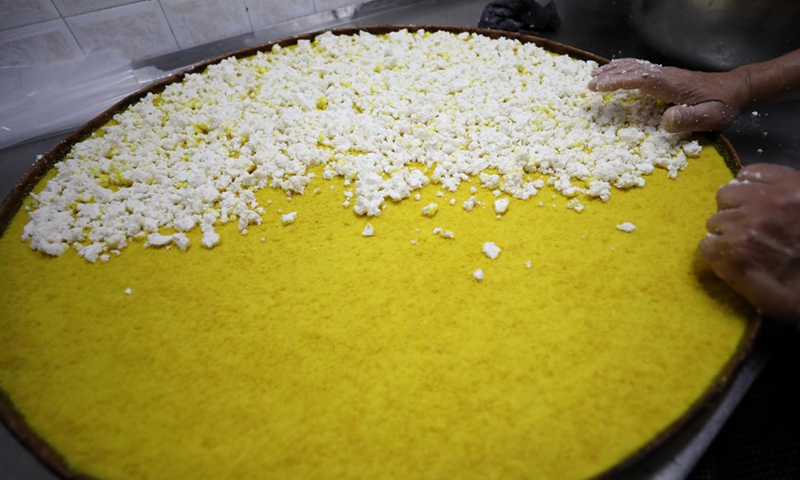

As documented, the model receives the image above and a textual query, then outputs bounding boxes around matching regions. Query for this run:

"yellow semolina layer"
[0,144,752,480]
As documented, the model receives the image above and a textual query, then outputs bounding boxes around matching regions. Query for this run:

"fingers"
[697,233,744,287]
[707,180,768,232]
[736,163,798,184]
[588,58,662,92]
[705,208,740,234]
[699,165,800,325]
[715,181,766,210]
[661,101,735,133]
[700,234,800,322]
[590,60,746,134]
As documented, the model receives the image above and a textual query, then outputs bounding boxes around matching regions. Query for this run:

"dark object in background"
[478,0,560,34]
[631,0,800,71]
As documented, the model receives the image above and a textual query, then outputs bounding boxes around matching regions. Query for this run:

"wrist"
[729,49,800,107]
[722,66,755,112]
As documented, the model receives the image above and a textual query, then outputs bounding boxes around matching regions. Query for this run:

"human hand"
[588,58,750,133]
[698,164,800,326]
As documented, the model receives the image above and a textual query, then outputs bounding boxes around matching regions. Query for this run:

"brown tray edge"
[591,316,762,480]
[590,130,755,479]
[0,389,96,480]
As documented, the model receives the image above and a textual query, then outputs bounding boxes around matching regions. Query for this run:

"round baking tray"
[0,25,760,480]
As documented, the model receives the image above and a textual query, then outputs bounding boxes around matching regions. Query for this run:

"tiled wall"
[0,0,363,67]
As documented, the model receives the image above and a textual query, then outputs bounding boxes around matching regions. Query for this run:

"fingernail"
[663,109,682,132]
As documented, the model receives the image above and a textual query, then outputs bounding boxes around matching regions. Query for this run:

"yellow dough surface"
[0,144,751,480]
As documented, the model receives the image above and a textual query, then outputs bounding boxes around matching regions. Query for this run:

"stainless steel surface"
[631,0,800,71]
[1,0,796,479]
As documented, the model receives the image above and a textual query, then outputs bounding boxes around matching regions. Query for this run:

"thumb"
[662,101,736,133]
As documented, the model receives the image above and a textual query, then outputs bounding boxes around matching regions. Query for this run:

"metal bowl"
[631,0,800,71]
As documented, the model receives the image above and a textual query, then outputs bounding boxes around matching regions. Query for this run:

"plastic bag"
[0,51,168,150]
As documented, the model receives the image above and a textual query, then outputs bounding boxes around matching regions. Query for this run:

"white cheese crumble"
[566,198,585,212]
[21,29,696,262]
[125,288,132,295]
[616,222,636,232]
[682,140,702,157]
[482,241,501,259]
[362,223,375,237]
[281,212,298,225]
[473,268,485,281]
[463,196,481,212]
[432,227,455,239]
[494,198,509,215]
[145,232,189,251]
[421,203,439,217]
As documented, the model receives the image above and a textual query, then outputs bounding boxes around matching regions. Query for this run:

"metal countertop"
[1,0,794,478]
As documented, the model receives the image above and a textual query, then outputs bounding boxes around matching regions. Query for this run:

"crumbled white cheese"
[682,140,702,157]
[494,198,509,215]
[566,198,584,212]
[616,222,636,232]
[481,173,501,190]
[202,228,220,248]
[433,227,455,239]
[21,29,696,261]
[421,203,439,217]
[524,260,532,269]
[281,212,298,225]
[463,196,481,212]
[125,288,132,295]
[473,268,485,281]
[362,223,375,237]
[482,241,501,259]
[173,233,190,251]
[145,233,174,248]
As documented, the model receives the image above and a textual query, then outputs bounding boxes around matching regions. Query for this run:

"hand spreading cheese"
[588,49,800,133]
[590,49,800,325]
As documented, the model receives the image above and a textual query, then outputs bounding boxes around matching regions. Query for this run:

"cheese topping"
[21,30,698,262]
[482,241,501,259]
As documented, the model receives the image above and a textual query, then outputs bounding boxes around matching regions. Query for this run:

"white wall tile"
[65,1,178,62]
[160,0,252,49]
[51,0,142,18]
[314,0,358,13]
[0,0,59,31]
[245,0,315,31]
[0,19,83,66]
